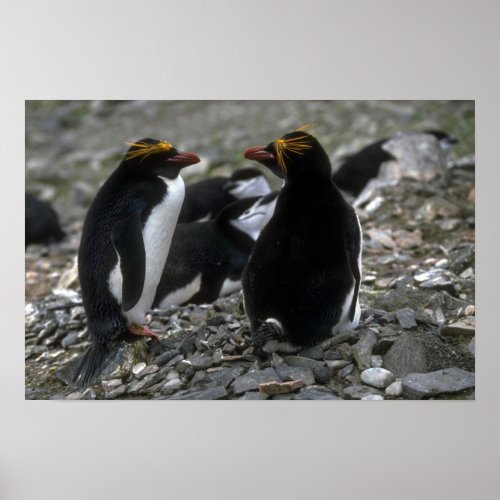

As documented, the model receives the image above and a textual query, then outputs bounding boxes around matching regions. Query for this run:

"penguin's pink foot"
[128,323,160,339]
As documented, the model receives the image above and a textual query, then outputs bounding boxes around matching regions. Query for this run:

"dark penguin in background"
[74,138,200,387]
[178,167,272,223]
[331,130,458,197]
[25,194,66,246]
[153,191,278,309]
[242,128,362,353]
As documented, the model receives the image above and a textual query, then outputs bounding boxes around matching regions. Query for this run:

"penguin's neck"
[215,218,255,252]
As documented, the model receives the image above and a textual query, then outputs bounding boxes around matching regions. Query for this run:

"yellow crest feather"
[274,125,314,172]
[124,140,173,161]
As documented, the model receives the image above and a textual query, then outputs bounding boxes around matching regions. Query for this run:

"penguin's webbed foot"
[128,323,161,339]
[252,319,284,347]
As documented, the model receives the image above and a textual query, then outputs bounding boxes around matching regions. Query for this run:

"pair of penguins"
[74,130,362,387]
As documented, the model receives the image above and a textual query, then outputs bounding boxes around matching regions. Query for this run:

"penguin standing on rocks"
[178,167,271,223]
[73,138,200,387]
[153,191,278,309]
[242,128,362,353]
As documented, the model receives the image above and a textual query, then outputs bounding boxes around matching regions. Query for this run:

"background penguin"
[153,191,278,309]
[73,138,200,387]
[177,167,272,223]
[25,194,66,246]
[331,130,458,198]
[242,128,362,353]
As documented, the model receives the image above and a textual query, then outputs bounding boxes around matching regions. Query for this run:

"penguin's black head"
[424,130,458,144]
[123,138,200,178]
[243,128,331,180]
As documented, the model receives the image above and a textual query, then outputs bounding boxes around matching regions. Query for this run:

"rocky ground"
[25,100,475,400]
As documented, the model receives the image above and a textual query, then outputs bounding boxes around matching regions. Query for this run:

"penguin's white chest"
[109,175,185,324]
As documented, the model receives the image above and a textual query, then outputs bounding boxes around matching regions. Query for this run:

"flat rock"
[383,333,427,377]
[395,308,417,329]
[352,330,377,370]
[441,320,475,337]
[168,386,227,400]
[298,345,324,360]
[361,394,384,401]
[360,367,395,389]
[292,387,341,400]
[259,380,304,395]
[402,367,475,399]
[343,385,382,400]
[284,356,325,370]
[276,365,315,386]
[230,368,280,394]
[206,367,246,388]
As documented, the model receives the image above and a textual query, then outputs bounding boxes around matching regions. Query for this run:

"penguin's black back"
[331,139,394,196]
[154,198,258,307]
[243,177,360,346]
[178,176,234,223]
[78,167,167,343]
[25,194,66,246]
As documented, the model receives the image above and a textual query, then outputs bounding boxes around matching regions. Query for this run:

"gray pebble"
[230,368,279,394]
[104,385,127,400]
[352,330,377,370]
[338,363,354,378]
[361,367,395,389]
[395,308,417,329]
[61,332,80,348]
[168,386,227,400]
[276,366,315,386]
[385,380,403,397]
[132,362,146,376]
[163,379,182,394]
[343,385,383,400]
[292,387,341,400]
[284,356,325,370]
[313,366,331,385]
[102,379,122,393]
[298,345,324,360]
[361,394,384,401]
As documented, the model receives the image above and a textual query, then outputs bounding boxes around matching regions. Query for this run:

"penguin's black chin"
[166,151,201,168]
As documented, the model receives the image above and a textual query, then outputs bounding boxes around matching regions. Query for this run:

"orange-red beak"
[244,146,275,162]
[166,151,201,168]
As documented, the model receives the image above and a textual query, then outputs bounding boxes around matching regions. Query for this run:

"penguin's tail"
[71,341,117,389]
[252,318,284,347]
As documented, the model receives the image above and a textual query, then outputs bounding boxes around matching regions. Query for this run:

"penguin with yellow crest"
[242,127,362,352]
[74,138,200,387]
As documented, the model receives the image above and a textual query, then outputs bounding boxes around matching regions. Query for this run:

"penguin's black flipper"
[347,223,362,322]
[71,341,118,388]
[111,208,146,312]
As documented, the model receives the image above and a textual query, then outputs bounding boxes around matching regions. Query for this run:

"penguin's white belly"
[332,212,363,335]
[156,273,202,309]
[220,278,241,296]
[109,175,185,324]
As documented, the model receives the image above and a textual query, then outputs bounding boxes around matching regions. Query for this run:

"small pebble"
[360,368,395,389]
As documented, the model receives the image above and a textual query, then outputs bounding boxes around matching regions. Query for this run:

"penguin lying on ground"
[153,191,278,309]
[25,194,66,246]
[331,130,458,198]
[73,138,200,387]
[178,167,272,223]
[242,127,362,353]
